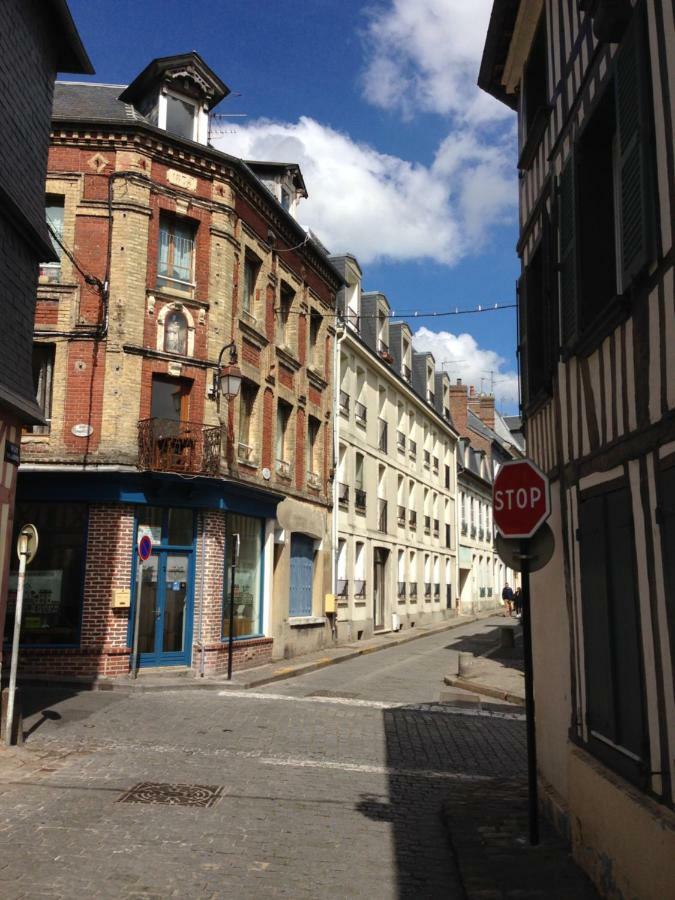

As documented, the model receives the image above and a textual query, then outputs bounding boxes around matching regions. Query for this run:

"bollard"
[458,651,474,676]
[1,686,24,745]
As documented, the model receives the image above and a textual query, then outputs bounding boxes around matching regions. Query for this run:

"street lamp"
[212,341,242,407]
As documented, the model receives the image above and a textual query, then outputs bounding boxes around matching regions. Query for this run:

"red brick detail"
[278,365,293,390]
[73,214,108,323]
[265,283,275,341]
[242,339,260,367]
[308,386,321,408]
[35,300,58,325]
[193,638,273,676]
[83,173,109,201]
[62,341,106,452]
[295,407,306,491]
[262,388,273,468]
[324,335,332,382]
[298,312,307,367]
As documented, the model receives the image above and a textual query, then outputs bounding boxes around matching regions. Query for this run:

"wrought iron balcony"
[377,499,388,533]
[355,488,367,512]
[355,401,367,425]
[397,505,406,527]
[378,418,388,452]
[339,390,350,416]
[338,482,350,505]
[138,418,220,476]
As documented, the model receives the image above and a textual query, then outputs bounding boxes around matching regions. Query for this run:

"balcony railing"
[402,364,412,383]
[408,439,417,460]
[355,488,367,512]
[409,583,418,600]
[275,458,291,477]
[355,401,367,425]
[424,583,432,600]
[338,483,349,505]
[354,580,366,599]
[397,505,406,527]
[138,418,220,476]
[339,390,350,416]
[377,499,387,533]
[396,430,406,452]
[433,519,440,538]
[423,450,431,468]
[409,510,417,530]
[378,418,388,452]
[397,582,407,598]
[424,515,431,535]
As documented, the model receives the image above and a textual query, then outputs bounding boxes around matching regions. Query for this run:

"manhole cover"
[118,782,223,808]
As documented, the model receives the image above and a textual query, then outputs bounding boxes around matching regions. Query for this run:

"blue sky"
[67,0,520,410]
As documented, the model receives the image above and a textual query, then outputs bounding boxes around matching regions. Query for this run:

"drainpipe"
[331,318,347,641]
[197,511,207,676]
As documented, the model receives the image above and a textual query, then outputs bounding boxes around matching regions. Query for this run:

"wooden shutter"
[615,4,654,287]
[559,156,578,349]
[517,274,529,409]
[541,209,558,382]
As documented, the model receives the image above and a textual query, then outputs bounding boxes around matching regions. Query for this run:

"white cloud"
[214,116,514,265]
[412,326,519,407]
[361,0,509,125]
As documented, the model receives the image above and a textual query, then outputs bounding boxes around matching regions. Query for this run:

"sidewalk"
[444,618,525,704]
[17,613,491,694]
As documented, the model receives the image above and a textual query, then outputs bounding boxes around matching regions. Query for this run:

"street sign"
[495,523,555,573]
[493,459,550,539]
[16,524,38,565]
[137,533,152,561]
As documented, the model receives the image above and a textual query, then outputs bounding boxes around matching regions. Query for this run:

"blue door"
[289,534,314,616]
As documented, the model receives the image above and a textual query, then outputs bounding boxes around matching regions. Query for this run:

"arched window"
[164,309,188,355]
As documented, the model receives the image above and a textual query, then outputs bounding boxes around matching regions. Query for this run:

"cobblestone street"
[0,618,593,899]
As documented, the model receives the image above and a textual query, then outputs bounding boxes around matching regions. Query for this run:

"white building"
[330,256,458,638]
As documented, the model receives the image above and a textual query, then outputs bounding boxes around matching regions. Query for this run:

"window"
[559,7,655,353]
[278,284,293,348]
[336,539,347,596]
[223,513,263,638]
[242,255,260,318]
[280,187,292,211]
[307,416,321,483]
[578,483,648,786]
[275,400,292,475]
[30,343,55,434]
[157,214,195,289]
[163,309,188,355]
[309,310,321,368]
[151,375,189,421]
[40,196,64,282]
[4,503,87,645]
[238,381,258,463]
[355,452,366,511]
[165,92,197,141]
[354,541,366,597]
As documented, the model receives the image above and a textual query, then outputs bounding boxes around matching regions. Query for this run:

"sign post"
[130,533,153,678]
[493,459,551,846]
[5,524,38,746]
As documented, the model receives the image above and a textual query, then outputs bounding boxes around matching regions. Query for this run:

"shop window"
[578,483,648,786]
[559,6,655,353]
[163,309,188,355]
[223,513,263,639]
[4,503,87,646]
[157,214,195,289]
[40,195,64,282]
[29,343,55,434]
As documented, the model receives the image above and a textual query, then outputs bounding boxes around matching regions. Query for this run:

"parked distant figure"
[514,587,522,617]
[502,583,514,617]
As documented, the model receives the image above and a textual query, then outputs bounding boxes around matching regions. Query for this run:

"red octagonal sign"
[493,459,551,539]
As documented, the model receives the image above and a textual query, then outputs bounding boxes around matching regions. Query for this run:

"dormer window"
[281,187,291,211]
[165,90,198,141]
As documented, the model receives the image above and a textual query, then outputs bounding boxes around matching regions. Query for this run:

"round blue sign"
[138,534,153,561]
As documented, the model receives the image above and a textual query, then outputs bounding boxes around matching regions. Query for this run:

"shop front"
[2,471,279,680]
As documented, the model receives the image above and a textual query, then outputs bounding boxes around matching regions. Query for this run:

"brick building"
[5,52,343,680]
[0,1,92,660]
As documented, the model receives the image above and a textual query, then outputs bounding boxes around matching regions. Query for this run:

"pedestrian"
[514,587,522,617]
[502,582,514,617]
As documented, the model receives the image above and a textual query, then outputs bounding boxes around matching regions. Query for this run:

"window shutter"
[541,209,558,379]
[615,5,654,287]
[517,274,529,409]
[559,156,578,349]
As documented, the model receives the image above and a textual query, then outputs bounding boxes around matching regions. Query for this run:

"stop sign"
[493,459,550,539]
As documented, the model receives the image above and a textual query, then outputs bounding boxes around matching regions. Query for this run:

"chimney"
[448,380,468,438]
[478,395,495,430]
[469,385,475,398]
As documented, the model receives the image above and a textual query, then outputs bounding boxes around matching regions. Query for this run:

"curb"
[443,674,525,706]
[15,613,492,695]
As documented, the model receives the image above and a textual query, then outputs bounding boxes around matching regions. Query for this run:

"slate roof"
[53,82,146,123]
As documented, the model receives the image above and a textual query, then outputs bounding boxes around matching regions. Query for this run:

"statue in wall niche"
[164,310,188,355]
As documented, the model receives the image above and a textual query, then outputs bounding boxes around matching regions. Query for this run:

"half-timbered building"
[480,1,675,896]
